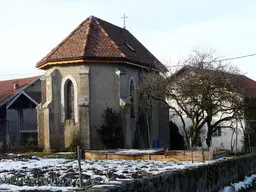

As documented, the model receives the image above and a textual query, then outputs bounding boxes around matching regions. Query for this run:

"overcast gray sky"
[1,0,256,80]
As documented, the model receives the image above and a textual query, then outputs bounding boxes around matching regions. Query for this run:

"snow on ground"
[0,156,67,172]
[0,154,232,191]
[220,174,256,192]
[56,152,75,155]
[0,154,211,191]
[0,184,79,192]
[87,148,164,155]
[115,149,164,154]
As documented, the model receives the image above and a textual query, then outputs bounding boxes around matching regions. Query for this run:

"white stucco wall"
[168,99,244,151]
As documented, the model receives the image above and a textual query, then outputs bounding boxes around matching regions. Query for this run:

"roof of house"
[25,91,41,104]
[36,15,165,71]
[170,66,256,98]
[0,76,40,106]
[235,74,256,98]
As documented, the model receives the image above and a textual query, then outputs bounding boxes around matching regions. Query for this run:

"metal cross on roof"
[121,14,128,29]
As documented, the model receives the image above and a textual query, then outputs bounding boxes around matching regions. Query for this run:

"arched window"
[61,75,78,122]
[66,80,74,119]
[130,79,135,118]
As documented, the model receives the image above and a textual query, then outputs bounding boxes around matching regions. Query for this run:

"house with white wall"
[169,107,244,151]
[167,67,256,151]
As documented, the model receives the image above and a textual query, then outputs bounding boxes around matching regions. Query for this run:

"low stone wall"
[88,155,256,192]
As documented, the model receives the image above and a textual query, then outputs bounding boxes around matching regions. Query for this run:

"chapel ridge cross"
[121,14,128,29]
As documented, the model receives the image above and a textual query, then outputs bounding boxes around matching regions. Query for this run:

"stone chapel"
[36,15,169,150]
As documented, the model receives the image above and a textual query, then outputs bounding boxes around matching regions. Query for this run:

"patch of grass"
[3,151,76,160]
[26,152,76,159]
[24,151,51,156]
[228,152,249,157]
[7,146,44,153]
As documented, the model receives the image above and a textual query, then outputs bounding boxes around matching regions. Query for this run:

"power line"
[165,53,256,68]
[215,53,256,62]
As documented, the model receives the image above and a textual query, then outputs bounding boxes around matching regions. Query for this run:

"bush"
[97,107,124,149]
[241,129,256,152]
[7,146,44,153]
[169,121,185,150]
[68,132,81,152]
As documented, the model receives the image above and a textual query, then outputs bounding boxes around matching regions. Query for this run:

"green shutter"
[217,127,222,136]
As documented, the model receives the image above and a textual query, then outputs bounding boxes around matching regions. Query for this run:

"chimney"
[13,81,19,90]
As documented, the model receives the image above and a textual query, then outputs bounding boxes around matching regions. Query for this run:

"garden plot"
[0,154,227,191]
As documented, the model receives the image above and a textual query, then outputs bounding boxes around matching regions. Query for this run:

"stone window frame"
[61,75,78,123]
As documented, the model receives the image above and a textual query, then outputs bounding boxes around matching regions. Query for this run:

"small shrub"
[97,107,124,149]
[69,132,81,152]
[169,121,185,150]
[7,146,44,153]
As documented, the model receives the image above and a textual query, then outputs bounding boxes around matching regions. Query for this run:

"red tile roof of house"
[236,74,256,98]
[0,76,40,105]
[172,66,256,98]
[36,16,165,71]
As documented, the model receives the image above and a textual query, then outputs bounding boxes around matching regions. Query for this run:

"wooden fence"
[84,149,229,162]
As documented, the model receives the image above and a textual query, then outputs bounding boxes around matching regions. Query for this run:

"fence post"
[209,147,213,160]
[165,148,169,157]
[201,147,205,163]
[77,146,82,188]
[190,138,193,163]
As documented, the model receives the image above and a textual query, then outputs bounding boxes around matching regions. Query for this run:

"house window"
[66,80,74,119]
[130,79,135,118]
[213,126,222,137]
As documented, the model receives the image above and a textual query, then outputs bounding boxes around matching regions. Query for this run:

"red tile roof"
[236,74,256,98]
[0,76,40,105]
[37,16,165,71]
[172,66,256,98]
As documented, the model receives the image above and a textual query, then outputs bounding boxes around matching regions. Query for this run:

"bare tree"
[139,50,245,148]
[230,121,237,152]
[138,93,153,148]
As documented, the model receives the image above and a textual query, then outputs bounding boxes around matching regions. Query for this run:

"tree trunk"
[230,129,235,151]
[146,113,151,148]
[206,117,213,149]
[192,128,200,147]
[206,126,213,149]
[205,106,213,149]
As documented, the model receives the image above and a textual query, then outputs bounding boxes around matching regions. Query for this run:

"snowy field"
[0,153,212,191]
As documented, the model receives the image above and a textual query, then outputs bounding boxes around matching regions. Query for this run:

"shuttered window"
[213,126,222,137]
